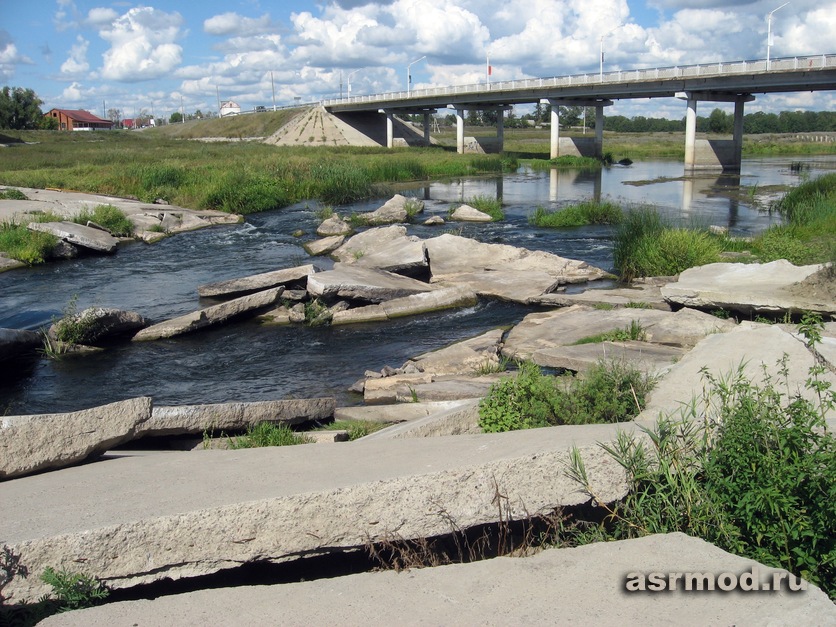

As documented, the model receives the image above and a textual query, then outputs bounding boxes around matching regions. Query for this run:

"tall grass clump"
[465,194,504,221]
[478,360,654,432]
[0,222,57,264]
[566,315,836,599]
[73,204,134,237]
[229,422,313,448]
[203,171,290,214]
[750,173,836,266]
[530,201,623,228]
[613,208,721,281]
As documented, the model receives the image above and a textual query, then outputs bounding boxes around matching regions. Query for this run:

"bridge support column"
[549,105,560,159]
[497,109,504,151]
[456,108,465,154]
[385,111,394,149]
[677,91,754,172]
[423,112,431,145]
[595,106,605,157]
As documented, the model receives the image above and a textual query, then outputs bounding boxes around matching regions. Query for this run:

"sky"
[1,0,834,122]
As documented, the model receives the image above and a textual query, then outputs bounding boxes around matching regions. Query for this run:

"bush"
[478,360,654,432]
[529,201,623,228]
[567,315,836,599]
[0,221,57,264]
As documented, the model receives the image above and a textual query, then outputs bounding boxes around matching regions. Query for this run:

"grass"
[316,419,387,440]
[529,200,623,228]
[0,222,57,264]
[72,204,134,237]
[572,320,646,345]
[464,194,504,221]
[613,208,723,281]
[228,422,313,448]
[0,129,512,214]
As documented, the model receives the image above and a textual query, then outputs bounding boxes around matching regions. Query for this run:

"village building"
[44,109,114,131]
[219,100,241,117]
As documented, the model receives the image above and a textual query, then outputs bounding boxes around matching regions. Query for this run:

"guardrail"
[321,54,835,107]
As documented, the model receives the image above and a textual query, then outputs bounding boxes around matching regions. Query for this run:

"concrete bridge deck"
[321,54,836,170]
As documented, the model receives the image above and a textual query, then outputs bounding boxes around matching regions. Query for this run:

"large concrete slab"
[197,264,315,298]
[661,260,834,316]
[503,305,735,362]
[532,340,686,375]
[532,279,671,311]
[28,220,119,253]
[308,265,438,304]
[636,324,836,428]
[0,425,632,601]
[42,533,834,627]
[361,398,482,440]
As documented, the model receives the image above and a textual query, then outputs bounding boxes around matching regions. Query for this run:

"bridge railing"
[322,54,835,107]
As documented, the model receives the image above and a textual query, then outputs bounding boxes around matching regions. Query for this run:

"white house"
[220,100,241,117]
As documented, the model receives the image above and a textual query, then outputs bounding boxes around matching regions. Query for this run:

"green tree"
[169,111,183,124]
[707,108,733,134]
[0,86,46,130]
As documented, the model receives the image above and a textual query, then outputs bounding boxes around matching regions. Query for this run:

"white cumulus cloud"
[99,7,184,81]
[60,35,90,76]
[204,12,276,36]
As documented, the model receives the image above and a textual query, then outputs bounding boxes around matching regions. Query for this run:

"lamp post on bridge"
[407,55,426,96]
[599,25,621,82]
[347,69,361,98]
[766,2,790,71]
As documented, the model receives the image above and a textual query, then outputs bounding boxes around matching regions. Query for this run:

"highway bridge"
[322,54,836,171]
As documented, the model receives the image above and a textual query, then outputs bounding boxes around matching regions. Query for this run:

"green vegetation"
[529,201,623,228]
[40,567,109,612]
[613,208,723,282]
[228,422,313,448]
[316,419,387,440]
[51,296,95,345]
[464,194,504,221]
[0,129,511,214]
[0,188,27,200]
[478,360,654,432]
[572,320,646,345]
[566,315,835,599]
[0,221,57,264]
[528,155,604,170]
[72,204,134,237]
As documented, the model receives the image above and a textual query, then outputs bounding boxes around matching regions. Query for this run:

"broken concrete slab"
[327,285,478,324]
[331,225,409,263]
[350,236,428,275]
[334,400,476,424]
[354,194,419,225]
[197,265,315,298]
[132,287,283,341]
[371,373,507,404]
[0,397,152,480]
[406,328,505,376]
[661,260,834,317]
[635,324,836,428]
[503,305,736,362]
[47,307,148,345]
[361,398,482,439]
[307,265,436,304]
[42,533,834,626]
[0,424,633,601]
[139,398,336,438]
[532,279,671,311]
[28,220,119,253]
[303,235,344,256]
[531,340,686,375]
[315,215,352,237]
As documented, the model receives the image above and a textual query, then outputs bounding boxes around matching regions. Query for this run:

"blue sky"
[1,0,833,121]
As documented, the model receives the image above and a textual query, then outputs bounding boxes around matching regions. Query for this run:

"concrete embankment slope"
[43,533,835,626]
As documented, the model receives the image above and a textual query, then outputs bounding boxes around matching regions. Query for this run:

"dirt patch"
[783,266,836,303]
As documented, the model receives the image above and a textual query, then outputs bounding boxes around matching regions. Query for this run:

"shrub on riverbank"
[566,316,836,599]
[530,201,623,228]
[0,222,57,264]
[465,195,504,221]
[478,360,654,432]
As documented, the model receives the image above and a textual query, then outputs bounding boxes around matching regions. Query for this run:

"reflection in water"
[681,174,743,228]
[548,168,602,203]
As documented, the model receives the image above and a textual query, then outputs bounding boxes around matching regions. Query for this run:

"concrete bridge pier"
[378,109,395,148]
[544,99,613,160]
[677,91,755,171]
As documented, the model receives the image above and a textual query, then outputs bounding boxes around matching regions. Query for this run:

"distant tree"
[707,108,733,134]
[0,86,46,130]
[558,105,582,129]
[169,111,183,124]
[39,115,59,130]
[106,108,121,125]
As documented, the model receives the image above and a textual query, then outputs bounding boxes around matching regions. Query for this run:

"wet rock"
[0,328,42,363]
[423,216,445,226]
[354,194,419,225]
[331,225,408,263]
[303,235,345,256]
[198,265,315,299]
[48,307,148,345]
[350,236,428,276]
[307,265,437,304]
[316,215,352,237]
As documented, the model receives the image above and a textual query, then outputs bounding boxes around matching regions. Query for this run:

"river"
[1,156,833,415]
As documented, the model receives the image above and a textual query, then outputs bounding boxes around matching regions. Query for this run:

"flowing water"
[1,156,833,415]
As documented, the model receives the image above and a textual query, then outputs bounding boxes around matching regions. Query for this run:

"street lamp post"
[407,55,426,96]
[766,2,790,70]
[347,69,360,98]
[599,25,621,82]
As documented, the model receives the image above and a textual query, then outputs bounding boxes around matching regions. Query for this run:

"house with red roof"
[44,109,114,131]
